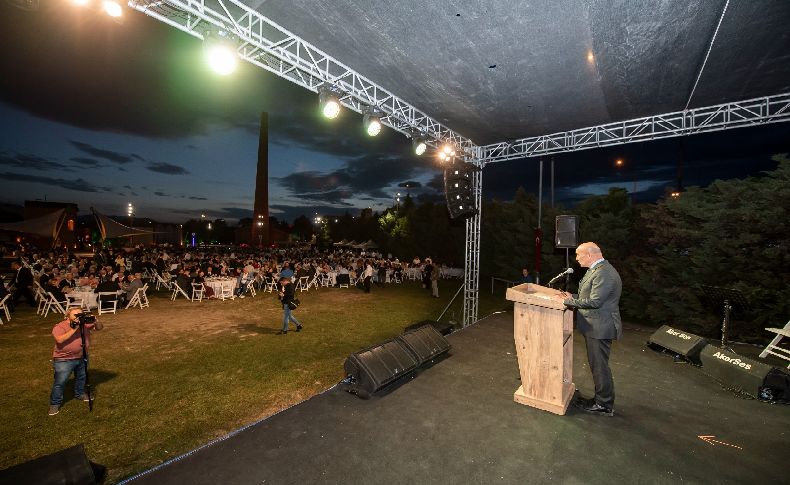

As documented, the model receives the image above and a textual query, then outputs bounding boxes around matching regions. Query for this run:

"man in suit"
[10,261,36,307]
[556,242,622,417]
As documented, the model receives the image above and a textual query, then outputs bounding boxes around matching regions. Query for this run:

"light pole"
[615,158,636,203]
[127,203,134,246]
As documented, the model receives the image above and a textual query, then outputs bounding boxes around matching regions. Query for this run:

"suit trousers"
[584,335,614,409]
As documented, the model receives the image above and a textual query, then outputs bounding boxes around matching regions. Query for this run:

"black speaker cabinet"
[699,345,775,399]
[404,320,454,336]
[343,339,418,397]
[396,324,451,365]
[555,215,579,248]
[647,325,709,364]
[444,162,479,220]
[0,444,105,485]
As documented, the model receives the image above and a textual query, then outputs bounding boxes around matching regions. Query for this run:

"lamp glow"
[102,0,122,17]
[205,45,237,75]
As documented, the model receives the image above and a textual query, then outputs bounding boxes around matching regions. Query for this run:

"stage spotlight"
[102,0,122,17]
[363,109,382,137]
[412,137,427,156]
[319,88,341,119]
[438,143,455,162]
[203,30,238,75]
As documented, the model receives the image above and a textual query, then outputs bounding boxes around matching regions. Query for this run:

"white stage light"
[102,0,122,17]
[364,112,382,136]
[319,88,341,119]
[413,137,427,156]
[203,30,238,75]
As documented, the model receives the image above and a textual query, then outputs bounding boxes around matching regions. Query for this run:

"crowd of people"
[1,241,461,315]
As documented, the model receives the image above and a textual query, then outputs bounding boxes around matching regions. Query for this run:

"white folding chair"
[307,274,321,290]
[191,283,205,302]
[43,292,68,318]
[297,276,310,292]
[66,294,84,309]
[171,283,190,301]
[0,294,10,324]
[97,292,118,315]
[138,284,150,309]
[125,289,141,309]
[156,273,172,291]
[337,274,350,289]
[218,285,234,301]
[265,277,277,293]
[760,320,790,369]
[246,280,256,298]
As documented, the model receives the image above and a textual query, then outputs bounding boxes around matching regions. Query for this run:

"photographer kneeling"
[49,308,103,416]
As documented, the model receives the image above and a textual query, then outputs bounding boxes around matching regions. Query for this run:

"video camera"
[70,312,97,329]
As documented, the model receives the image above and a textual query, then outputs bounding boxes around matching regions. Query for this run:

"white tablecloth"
[204,279,236,296]
[70,290,98,309]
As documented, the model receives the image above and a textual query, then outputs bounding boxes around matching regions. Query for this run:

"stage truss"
[127,0,475,156]
[128,0,790,327]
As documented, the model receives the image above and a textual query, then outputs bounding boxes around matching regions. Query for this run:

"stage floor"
[125,311,789,484]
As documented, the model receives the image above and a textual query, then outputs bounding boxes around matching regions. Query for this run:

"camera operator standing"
[48,308,103,416]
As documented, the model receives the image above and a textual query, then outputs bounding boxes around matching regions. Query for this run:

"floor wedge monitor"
[343,339,418,398]
[647,325,709,364]
[396,324,451,366]
[699,345,775,399]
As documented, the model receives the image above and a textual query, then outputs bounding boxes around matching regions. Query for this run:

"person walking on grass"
[277,276,302,335]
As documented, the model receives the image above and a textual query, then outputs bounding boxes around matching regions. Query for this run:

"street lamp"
[126,203,134,246]
[614,159,636,202]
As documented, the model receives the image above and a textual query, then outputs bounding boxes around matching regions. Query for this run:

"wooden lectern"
[506,283,575,415]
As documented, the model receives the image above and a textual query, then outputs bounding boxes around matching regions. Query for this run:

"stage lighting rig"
[363,107,383,137]
[437,144,456,162]
[411,133,427,156]
[203,30,238,75]
[319,87,342,119]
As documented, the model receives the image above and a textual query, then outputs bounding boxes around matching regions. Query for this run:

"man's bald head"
[575,242,604,268]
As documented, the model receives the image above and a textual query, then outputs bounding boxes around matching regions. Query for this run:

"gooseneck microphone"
[548,267,574,286]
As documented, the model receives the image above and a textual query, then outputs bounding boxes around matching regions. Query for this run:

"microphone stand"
[78,322,93,412]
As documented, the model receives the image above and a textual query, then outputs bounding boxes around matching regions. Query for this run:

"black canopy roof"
[251,0,790,145]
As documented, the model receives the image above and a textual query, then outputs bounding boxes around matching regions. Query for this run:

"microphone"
[548,268,573,286]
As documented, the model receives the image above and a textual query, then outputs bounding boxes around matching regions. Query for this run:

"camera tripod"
[77,322,94,412]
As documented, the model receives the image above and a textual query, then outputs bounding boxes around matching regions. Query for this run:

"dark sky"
[1,2,787,223]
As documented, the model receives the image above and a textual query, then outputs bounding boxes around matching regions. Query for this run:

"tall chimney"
[252,112,269,246]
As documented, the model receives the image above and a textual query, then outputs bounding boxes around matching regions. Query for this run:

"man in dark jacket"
[557,242,622,417]
[10,261,36,307]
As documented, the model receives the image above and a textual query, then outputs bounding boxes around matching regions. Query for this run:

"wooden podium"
[506,283,575,415]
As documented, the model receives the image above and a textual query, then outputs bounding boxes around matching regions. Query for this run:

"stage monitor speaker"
[698,345,775,399]
[396,324,451,365]
[404,320,454,336]
[444,161,479,220]
[343,339,418,398]
[647,325,709,364]
[555,215,579,248]
[0,444,105,485]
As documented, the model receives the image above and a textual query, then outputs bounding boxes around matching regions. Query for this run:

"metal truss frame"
[462,161,483,327]
[480,93,790,164]
[128,1,790,328]
[127,0,475,155]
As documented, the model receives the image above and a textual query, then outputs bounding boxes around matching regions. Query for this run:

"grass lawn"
[0,280,508,483]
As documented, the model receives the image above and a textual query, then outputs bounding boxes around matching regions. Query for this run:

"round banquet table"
[204,279,237,296]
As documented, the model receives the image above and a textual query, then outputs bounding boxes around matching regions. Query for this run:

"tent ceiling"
[250,0,790,145]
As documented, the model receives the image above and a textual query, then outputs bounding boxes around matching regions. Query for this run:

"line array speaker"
[647,325,709,364]
[444,161,480,220]
[555,215,579,248]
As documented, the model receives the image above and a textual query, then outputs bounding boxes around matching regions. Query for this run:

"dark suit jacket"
[564,260,622,340]
[11,267,34,288]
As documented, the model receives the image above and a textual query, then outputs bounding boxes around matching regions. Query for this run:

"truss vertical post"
[462,161,482,327]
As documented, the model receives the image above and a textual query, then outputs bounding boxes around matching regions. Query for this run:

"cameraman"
[48,308,103,416]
